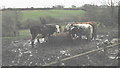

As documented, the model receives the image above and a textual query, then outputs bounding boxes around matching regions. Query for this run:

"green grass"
[2,29,31,48]
[21,10,86,21]
[19,29,31,37]
[3,29,31,41]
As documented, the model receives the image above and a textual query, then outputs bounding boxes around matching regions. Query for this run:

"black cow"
[30,25,58,47]
[68,25,85,40]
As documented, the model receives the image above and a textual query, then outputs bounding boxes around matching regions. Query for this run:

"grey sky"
[1,0,119,8]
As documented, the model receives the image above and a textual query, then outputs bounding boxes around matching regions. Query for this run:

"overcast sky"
[1,0,119,8]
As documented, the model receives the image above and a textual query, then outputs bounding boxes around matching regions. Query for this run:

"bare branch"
[114,0,119,4]
[99,0,106,5]
[108,0,111,6]
[99,0,119,6]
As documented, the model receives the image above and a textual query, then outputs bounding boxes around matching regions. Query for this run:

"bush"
[81,4,118,28]
[2,10,21,37]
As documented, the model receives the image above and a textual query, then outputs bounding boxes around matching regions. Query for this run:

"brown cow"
[30,24,60,47]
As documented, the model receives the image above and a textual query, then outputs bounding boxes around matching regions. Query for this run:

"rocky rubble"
[2,33,119,66]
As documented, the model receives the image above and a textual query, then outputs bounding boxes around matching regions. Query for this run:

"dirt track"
[2,32,119,66]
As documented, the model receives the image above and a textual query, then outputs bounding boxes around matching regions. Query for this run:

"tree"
[99,0,118,6]
[118,2,120,27]
[14,11,22,29]
[72,5,76,8]
[99,0,119,26]
[2,11,20,37]
[52,5,64,9]
[81,2,118,28]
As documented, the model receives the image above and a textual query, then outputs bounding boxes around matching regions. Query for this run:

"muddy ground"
[2,31,119,66]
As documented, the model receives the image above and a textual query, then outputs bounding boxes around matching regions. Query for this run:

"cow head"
[55,25,61,33]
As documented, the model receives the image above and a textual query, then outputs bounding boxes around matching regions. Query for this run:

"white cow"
[73,24,93,39]
[66,23,93,41]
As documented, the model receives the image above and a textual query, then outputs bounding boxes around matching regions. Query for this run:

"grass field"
[2,29,30,49]
[21,10,85,21]
[2,10,86,40]
[3,29,31,41]
[2,10,86,42]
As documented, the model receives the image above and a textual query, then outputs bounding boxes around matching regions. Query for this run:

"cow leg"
[86,35,90,42]
[92,25,97,40]
[71,34,75,39]
[37,38,40,43]
[86,31,91,42]
[45,34,51,43]
[93,29,97,40]
[31,34,37,48]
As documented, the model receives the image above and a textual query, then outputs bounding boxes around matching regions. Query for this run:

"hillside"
[21,10,86,21]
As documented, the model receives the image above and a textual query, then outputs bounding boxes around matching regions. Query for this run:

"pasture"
[21,10,85,21]
[3,29,31,41]
[2,9,119,66]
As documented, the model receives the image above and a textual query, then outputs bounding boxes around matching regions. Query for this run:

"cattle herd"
[30,22,97,47]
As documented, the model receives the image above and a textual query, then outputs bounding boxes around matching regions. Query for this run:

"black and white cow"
[30,24,60,47]
[65,23,93,41]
